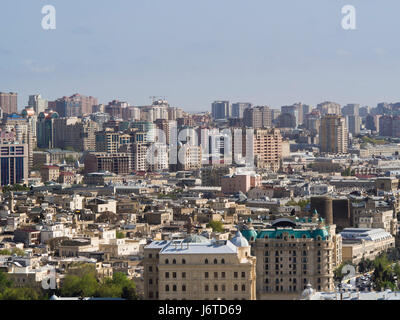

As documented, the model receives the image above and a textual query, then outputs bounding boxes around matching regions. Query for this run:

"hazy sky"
[0,0,399,112]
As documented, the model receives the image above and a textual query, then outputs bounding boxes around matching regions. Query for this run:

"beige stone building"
[243,215,342,300]
[340,228,395,264]
[143,234,256,300]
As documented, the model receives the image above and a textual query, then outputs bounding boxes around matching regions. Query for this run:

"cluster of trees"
[333,261,355,282]
[286,199,310,210]
[0,264,138,300]
[0,271,46,300]
[357,258,374,274]
[59,264,138,299]
[341,167,355,177]
[2,184,30,192]
[207,220,225,233]
[372,251,400,291]
[0,248,26,256]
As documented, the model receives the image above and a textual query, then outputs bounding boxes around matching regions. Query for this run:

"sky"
[0,0,399,112]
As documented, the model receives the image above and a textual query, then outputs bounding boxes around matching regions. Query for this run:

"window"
[165,285,170,292]
[214,285,218,292]
[214,272,218,279]
[221,258,225,264]
[234,284,238,291]
[222,272,226,278]
[242,285,246,292]
[173,272,177,279]
[214,259,218,264]
[149,279,153,285]
[205,285,209,292]
[165,259,169,264]
[242,272,246,278]
[222,285,226,291]
[149,253,152,259]
[173,285,177,292]
[234,272,238,279]
[165,272,169,279]
[182,259,186,264]
[149,266,153,272]
[182,272,186,279]
[172,259,176,264]
[205,259,209,264]
[182,285,186,292]
[205,272,209,279]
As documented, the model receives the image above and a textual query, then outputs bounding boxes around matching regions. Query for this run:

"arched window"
[242,285,246,292]
[214,285,218,292]
[172,259,176,264]
[165,259,169,264]
[214,259,218,264]
[221,258,225,264]
[182,259,186,264]
[234,284,238,291]
[182,285,186,292]
[205,259,209,264]
[173,285,177,292]
[165,285,170,292]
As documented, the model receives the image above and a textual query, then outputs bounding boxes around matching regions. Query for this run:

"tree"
[61,273,99,297]
[116,231,125,239]
[207,220,224,233]
[0,271,12,293]
[1,287,41,300]
[60,264,99,297]
[94,272,138,300]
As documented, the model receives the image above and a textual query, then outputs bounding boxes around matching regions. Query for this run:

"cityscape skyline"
[2,0,400,111]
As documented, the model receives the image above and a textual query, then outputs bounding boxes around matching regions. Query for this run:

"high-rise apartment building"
[319,115,348,154]
[36,111,60,149]
[317,102,341,116]
[232,103,252,119]
[239,128,282,171]
[342,104,360,117]
[132,142,149,172]
[55,94,98,117]
[281,105,300,128]
[0,141,28,186]
[212,101,231,120]
[0,92,18,115]
[243,106,272,129]
[365,114,380,133]
[2,114,34,170]
[84,152,132,175]
[346,115,361,136]
[28,95,48,115]
[95,130,131,154]
[143,233,257,300]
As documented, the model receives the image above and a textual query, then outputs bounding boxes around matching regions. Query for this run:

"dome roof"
[183,234,209,244]
[241,229,258,241]
[231,231,249,247]
[272,218,297,228]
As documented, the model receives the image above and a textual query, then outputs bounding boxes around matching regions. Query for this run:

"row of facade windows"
[163,284,247,292]
[162,271,247,279]
[164,258,226,265]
